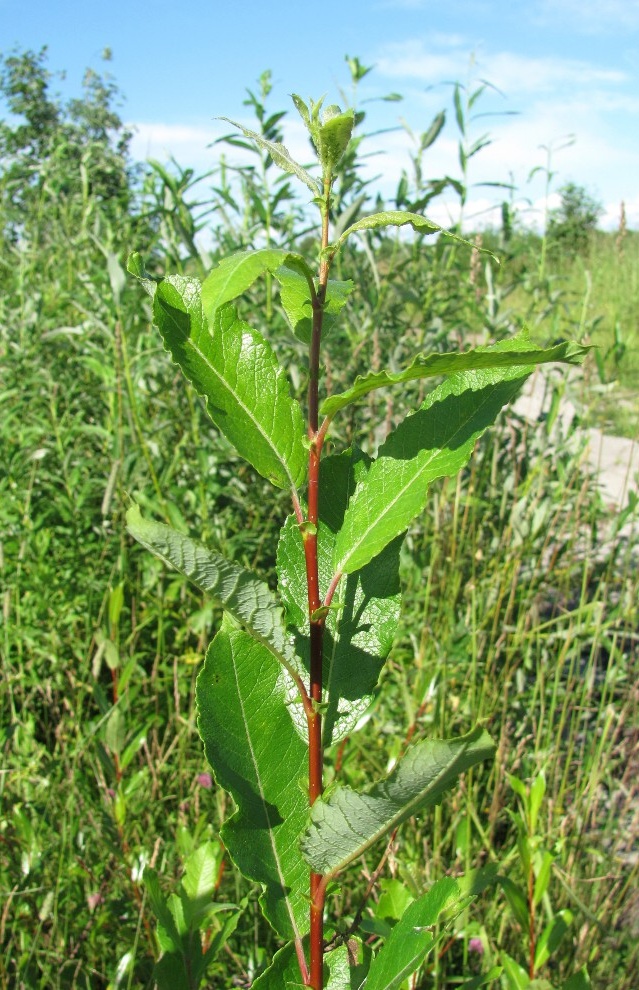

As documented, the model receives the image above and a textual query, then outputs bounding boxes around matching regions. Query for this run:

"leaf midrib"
[335,378,524,573]
[163,302,301,495]
[232,652,304,942]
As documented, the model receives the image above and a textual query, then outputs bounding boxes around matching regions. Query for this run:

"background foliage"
[1,49,637,989]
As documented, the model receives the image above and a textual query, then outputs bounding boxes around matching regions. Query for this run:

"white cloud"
[537,0,639,32]
[376,40,628,94]
[128,122,219,172]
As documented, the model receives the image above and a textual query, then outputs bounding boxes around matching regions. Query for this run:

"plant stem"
[304,176,332,990]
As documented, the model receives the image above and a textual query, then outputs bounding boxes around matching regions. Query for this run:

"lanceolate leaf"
[276,451,402,746]
[220,117,320,196]
[321,337,590,417]
[364,877,459,990]
[201,248,314,318]
[333,335,538,574]
[152,275,306,491]
[197,627,309,941]
[332,210,497,258]
[126,505,295,673]
[301,726,495,876]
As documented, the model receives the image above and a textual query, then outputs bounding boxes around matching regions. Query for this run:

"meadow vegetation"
[1,49,637,989]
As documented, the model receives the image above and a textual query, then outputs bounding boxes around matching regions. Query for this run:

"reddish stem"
[302,179,332,990]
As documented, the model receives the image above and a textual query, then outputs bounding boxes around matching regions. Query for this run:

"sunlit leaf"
[151,275,306,491]
[321,337,590,417]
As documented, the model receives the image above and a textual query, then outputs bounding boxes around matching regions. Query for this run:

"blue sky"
[2,0,638,230]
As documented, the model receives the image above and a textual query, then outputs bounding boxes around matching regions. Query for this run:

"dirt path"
[514,369,638,511]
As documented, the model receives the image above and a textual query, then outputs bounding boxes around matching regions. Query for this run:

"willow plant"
[127,95,588,989]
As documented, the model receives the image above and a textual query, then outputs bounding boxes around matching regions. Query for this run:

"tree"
[0,46,135,245]
[547,181,602,255]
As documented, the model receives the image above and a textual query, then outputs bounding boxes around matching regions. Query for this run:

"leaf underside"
[301,725,496,876]
[197,627,309,941]
[126,505,294,670]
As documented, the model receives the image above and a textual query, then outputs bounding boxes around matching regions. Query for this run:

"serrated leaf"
[274,267,354,344]
[220,117,320,196]
[301,726,495,875]
[201,248,314,318]
[151,276,306,490]
[333,210,494,257]
[276,450,402,746]
[126,505,295,673]
[364,877,458,990]
[333,334,540,574]
[320,338,590,417]
[197,628,309,941]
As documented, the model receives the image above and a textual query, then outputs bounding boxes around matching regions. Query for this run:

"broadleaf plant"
[127,90,590,989]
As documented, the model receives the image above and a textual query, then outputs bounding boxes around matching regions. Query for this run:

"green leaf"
[533,850,554,906]
[333,334,540,574]
[200,900,245,969]
[501,952,531,990]
[461,967,504,989]
[220,117,320,196]
[251,938,369,989]
[126,251,159,297]
[126,505,296,674]
[105,706,126,755]
[364,877,459,990]
[144,868,181,952]
[534,909,573,970]
[301,725,495,876]
[151,276,306,491]
[562,967,591,990]
[274,267,354,344]
[276,450,402,746]
[421,110,446,150]
[529,771,546,833]
[332,210,494,257]
[317,106,355,173]
[201,248,314,318]
[320,338,590,417]
[197,627,309,941]
[181,842,220,903]
[498,875,530,930]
